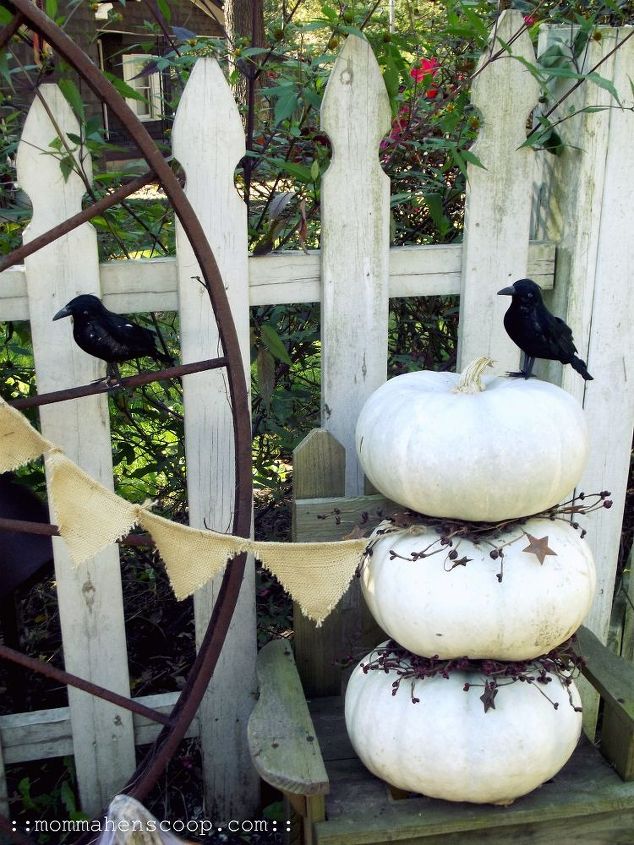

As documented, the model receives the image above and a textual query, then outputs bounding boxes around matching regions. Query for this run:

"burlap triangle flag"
[0,396,54,471]
[47,451,139,565]
[138,509,252,600]
[257,538,367,626]
[0,400,371,623]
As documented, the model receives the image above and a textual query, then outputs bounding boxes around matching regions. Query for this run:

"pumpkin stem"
[454,357,495,394]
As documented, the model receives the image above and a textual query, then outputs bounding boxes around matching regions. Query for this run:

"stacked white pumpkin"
[345,357,596,805]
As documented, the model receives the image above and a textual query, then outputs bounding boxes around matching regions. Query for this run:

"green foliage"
[14,758,86,843]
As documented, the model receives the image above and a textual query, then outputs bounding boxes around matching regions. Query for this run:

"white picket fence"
[0,9,632,820]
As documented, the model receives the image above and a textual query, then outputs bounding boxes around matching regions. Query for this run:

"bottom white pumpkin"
[345,644,582,805]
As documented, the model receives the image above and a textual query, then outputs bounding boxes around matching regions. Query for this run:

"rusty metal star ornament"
[522,533,557,565]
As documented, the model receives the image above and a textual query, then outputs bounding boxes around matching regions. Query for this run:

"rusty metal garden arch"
[0,2,253,841]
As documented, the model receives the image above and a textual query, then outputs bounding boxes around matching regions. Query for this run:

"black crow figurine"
[497,279,592,381]
[53,294,174,383]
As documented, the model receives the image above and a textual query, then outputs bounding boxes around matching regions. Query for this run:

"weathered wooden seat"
[247,429,634,844]
[248,627,634,845]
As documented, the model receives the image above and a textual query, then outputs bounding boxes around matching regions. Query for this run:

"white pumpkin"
[355,357,589,521]
[361,517,595,660]
[345,644,582,804]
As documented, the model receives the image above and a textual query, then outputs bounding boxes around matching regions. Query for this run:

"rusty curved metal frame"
[0,643,171,725]
[9,355,229,409]
[0,2,254,840]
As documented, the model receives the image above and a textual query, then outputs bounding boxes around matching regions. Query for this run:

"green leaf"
[460,149,486,170]
[572,29,590,60]
[60,781,77,815]
[382,57,400,108]
[538,43,569,69]
[270,159,313,183]
[320,4,338,22]
[542,66,584,80]
[423,194,452,238]
[106,72,146,102]
[156,0,171,22]
[587,72,621,104]
[45,0,58,20]
[261,324,292,365]
[0,5,14,24]
[339,25,366,39]
[58,77,85,122]
[274,90,299,125]
[256,348,276,409]
[60,155,75,182]
[310,160,320,181]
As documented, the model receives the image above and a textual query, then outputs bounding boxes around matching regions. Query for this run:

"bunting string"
[0,397,366,625]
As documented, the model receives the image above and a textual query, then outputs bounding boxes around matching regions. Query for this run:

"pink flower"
[410,57,440,98]
[410,57,439,83]
[523,14,536,26]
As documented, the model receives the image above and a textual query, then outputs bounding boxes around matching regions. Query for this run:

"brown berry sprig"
[360,639,585,714]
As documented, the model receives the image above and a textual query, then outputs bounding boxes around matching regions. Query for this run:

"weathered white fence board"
[534,29,634,644]
[0,692,196,765]
[572,32,634,641]
[458,9,540,373]
[172,58,258,819]
[0,241,556,319]
[320,34,392,496]
[15,85,136,813]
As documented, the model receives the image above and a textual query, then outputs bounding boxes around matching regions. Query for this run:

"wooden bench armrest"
[576,624,634,779]
[248,639,329,800]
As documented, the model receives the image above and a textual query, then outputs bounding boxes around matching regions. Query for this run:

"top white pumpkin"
[355,358,589,521]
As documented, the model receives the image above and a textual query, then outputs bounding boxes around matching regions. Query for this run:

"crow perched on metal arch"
[497,278,592,381]
[53,294,174,382]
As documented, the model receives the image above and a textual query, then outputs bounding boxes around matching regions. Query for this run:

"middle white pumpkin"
[361,518,596,660]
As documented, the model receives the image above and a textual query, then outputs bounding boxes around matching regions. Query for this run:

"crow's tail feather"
[155,350,175,367]
[570,355,593,381]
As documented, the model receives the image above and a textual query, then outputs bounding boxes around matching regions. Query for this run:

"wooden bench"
[248,628,634,845]
[247,430,634,843]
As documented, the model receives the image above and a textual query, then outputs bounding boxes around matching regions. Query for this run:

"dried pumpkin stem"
[453,356,495,394]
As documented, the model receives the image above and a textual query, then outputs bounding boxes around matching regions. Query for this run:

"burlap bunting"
[0,397,367,625]
[0,398,55,472]
[138,509,252,601]
[47,451,140,565]
[257,538,367,624]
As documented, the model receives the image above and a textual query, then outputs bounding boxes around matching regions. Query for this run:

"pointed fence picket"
[171,57,258,819]
[533,27,634,644]
[0,16,632,824]
[458,10,540,371]
[15,85,136,813]
[320,34,392,498]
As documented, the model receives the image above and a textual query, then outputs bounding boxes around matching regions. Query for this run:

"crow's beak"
[497,286,515,296]
[52,305,71,321]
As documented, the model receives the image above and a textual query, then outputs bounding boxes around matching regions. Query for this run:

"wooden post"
[568,32,634,646]
[172,58,258,818]
[536,30,634,646]
[320,34,392,497]
[292,430,346,697]
[16,85,135,812]
[458,10,540,373]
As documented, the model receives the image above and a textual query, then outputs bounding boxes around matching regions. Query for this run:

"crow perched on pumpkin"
[53,294,174,382]
[497,279,592,381]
